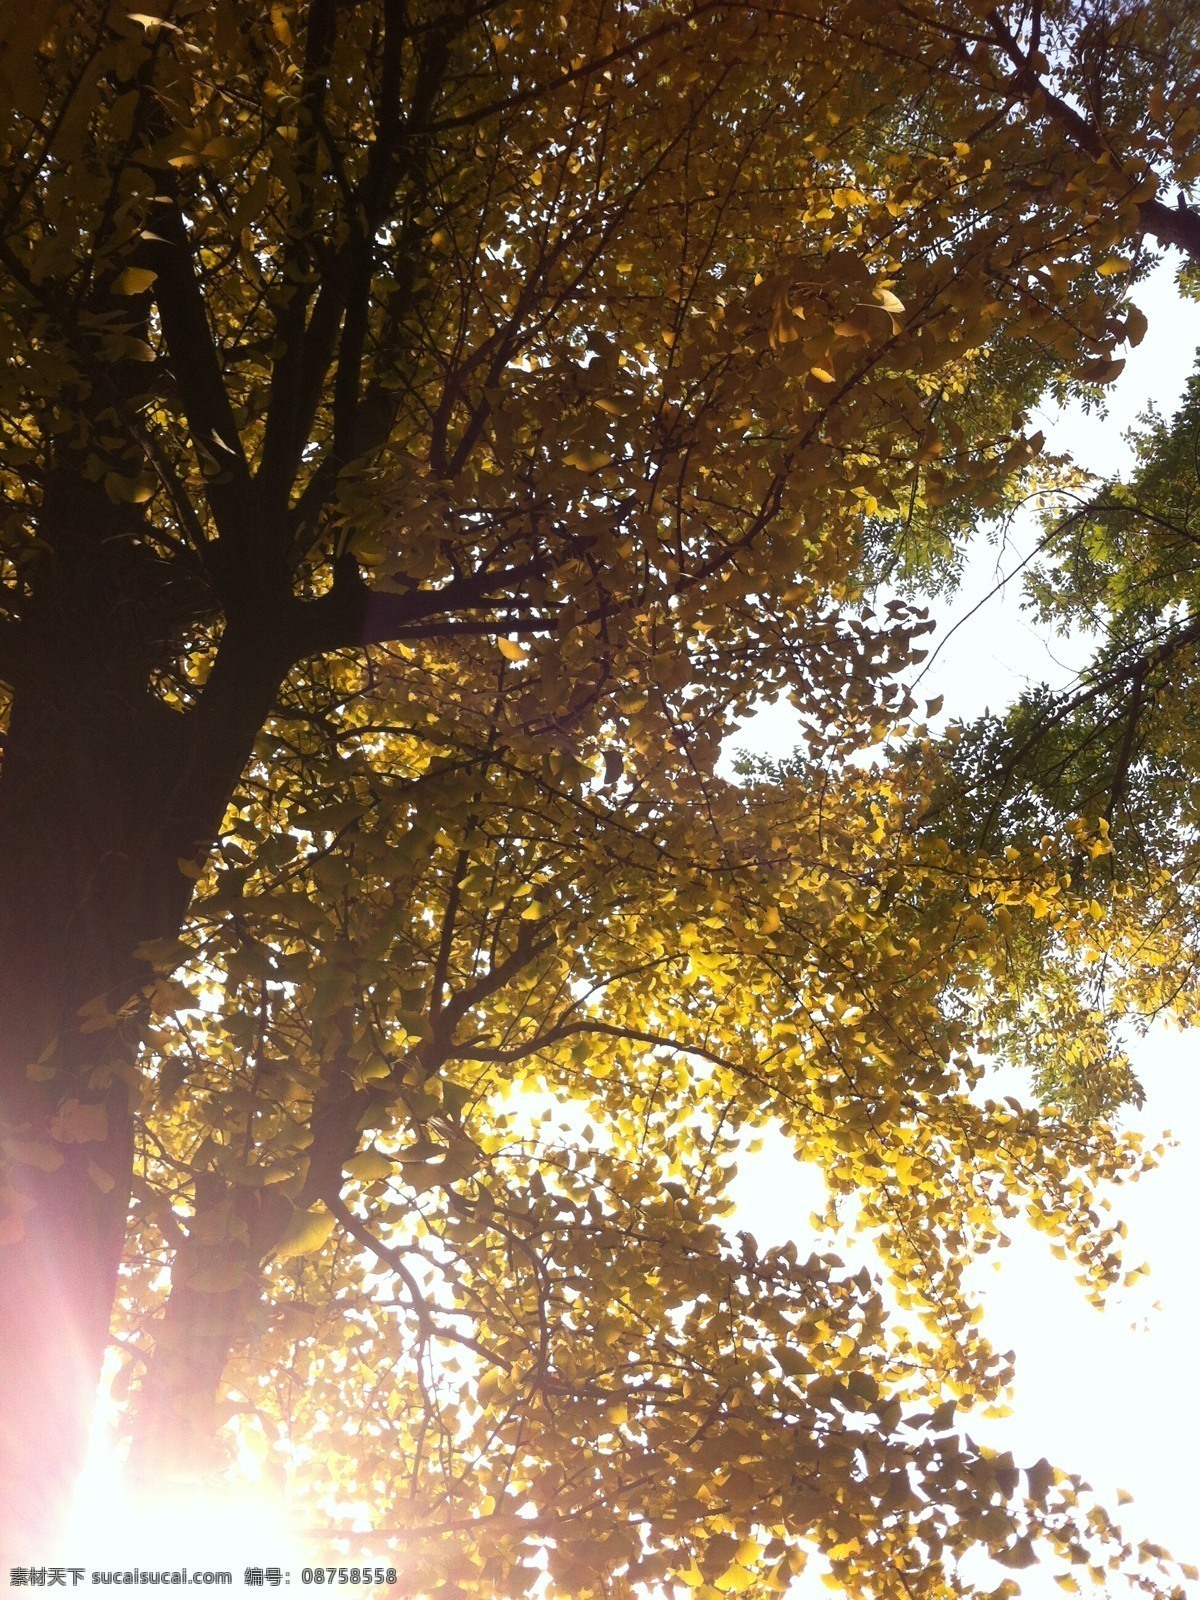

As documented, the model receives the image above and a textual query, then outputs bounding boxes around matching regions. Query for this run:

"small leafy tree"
[931,352,1200,1113]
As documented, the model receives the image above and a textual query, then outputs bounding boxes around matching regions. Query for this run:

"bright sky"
[725,255,1200,1591]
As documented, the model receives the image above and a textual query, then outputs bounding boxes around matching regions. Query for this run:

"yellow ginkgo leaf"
[112,266,158,295]
[272,1205,336,1260]
[344,1149,393,1182]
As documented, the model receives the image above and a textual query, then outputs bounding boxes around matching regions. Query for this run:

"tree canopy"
[0,2,1197,1595]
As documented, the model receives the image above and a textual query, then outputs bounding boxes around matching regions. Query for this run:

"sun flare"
[64,1406,303,1578]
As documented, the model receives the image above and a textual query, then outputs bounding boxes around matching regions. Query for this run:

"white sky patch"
[721,252,1200,1583]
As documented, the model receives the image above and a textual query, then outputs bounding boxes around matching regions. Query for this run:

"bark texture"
[0,470,288,1551]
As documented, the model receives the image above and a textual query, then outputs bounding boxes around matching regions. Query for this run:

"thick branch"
[260,2,458,511]
[432,921,551,1043]
[256,0,341,508]
[292,552,554,655]
[986,7,1200,262]
[324,1195,435,1340]
[975,610,1200,845]
[1105,662,1146,827]
[142,200,254,536]
[1136,197,1200,262]
[422,3,719,136]
[0,613,19,688]
[448,1018,751,1081]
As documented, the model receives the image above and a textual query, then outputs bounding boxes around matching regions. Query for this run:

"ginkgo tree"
[119,678,1169,1598]
[0,0,1192,1588]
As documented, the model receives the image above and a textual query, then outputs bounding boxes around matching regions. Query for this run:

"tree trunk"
[125,1032,376,1490]
[125,1176,291,1496]
[0,474,291,1550]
